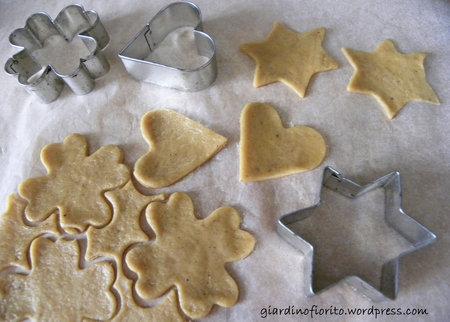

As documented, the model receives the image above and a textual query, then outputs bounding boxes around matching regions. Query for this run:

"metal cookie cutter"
[4,5,110,103]
[278,166,436,301]
[118,1,217,91]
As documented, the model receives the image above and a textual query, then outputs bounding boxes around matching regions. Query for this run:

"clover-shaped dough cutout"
[0,236,116,321]
[241,23,339,98]
[134,110,227,188]
[126,192,256,319]
[113,271,185,322]
[86,180,166,268]
[240,102,327,182]
[342,40,440,119]
[0,195,59,271]
[19,134,130,233]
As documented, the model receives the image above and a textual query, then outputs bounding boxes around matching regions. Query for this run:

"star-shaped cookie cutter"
[4,5,110,103]
[118,1,217,91]
[278,166,436,301]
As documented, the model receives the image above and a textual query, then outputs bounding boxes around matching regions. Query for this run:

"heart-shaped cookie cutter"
[118,1,217,91]
[4,5,110,103]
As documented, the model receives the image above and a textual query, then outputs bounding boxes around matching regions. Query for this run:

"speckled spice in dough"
[0,194,58,271]
[240,102,327,182]
[342,40,440,119]
[86,180,166,268]
[19,134,130,234]
[113,271,185,322]
[0,236,116,321]
[134,110,227,188]
[240,22,339,98]
[125,192,256,319]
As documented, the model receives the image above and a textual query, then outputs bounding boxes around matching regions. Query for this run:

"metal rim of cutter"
[277,166,437,301]
[4,4,110,103]
[118,1,217,91]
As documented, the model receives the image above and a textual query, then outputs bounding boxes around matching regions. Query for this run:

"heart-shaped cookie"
[240,103,327,182]
[134,109,227,188]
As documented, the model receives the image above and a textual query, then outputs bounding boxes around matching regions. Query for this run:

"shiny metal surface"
[118,1,217,91]
[278,166,437,301]
[4,4,110,103]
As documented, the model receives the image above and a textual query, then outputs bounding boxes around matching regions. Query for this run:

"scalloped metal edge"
[4,4,110,103]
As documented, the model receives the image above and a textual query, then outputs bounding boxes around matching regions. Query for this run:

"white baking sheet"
[0,0,449,321]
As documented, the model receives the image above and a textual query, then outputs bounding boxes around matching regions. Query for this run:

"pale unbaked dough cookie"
[342,40,440,119]
[113,271,185,322]
[240,103,327,182]
[0,194,58,271]
[86,180,166,266]
[19,134,130,233]
[241,22,339,98]
[134,110,227,188]
[0,236,116,321]
[125,193,256,319]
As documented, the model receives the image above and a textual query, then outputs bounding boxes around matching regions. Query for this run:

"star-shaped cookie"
[240,23,339,98]
[342,40,440,119]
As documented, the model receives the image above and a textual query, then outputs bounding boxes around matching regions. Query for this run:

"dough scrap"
[0,236,116,321]
[0,194,58,271]
[86,180,166,267]
[240,22,339,98]
[113,271,185,322]
[19,134,130,233]
[240,102,327,182]
[342,40,440,119]
[134,110,227,188]
[125,192,256,319]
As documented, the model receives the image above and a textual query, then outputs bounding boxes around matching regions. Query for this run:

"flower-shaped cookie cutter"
[278,166,437,301]
[4,5,110,103]
[118,1,217,91]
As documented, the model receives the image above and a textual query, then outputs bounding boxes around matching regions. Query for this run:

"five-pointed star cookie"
[240,22,339,98]
[342,40,440,119]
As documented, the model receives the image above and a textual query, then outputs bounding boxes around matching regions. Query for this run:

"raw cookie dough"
[342,40,440,119]
[86,180,166,266]
[240,22,339,98]
[134,110,227,188]
[125,193,256,319]
[113,271,185,322]
[0,236,116,321]
[19,134,130,233]
[240,102,327,182]
[0,194,58,271]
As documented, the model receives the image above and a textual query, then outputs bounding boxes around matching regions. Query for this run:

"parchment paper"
[0,0,449,321]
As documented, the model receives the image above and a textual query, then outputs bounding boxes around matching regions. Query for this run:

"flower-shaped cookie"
[19,134,130,233]
[0,236,116,321]
[126,193,256,319]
